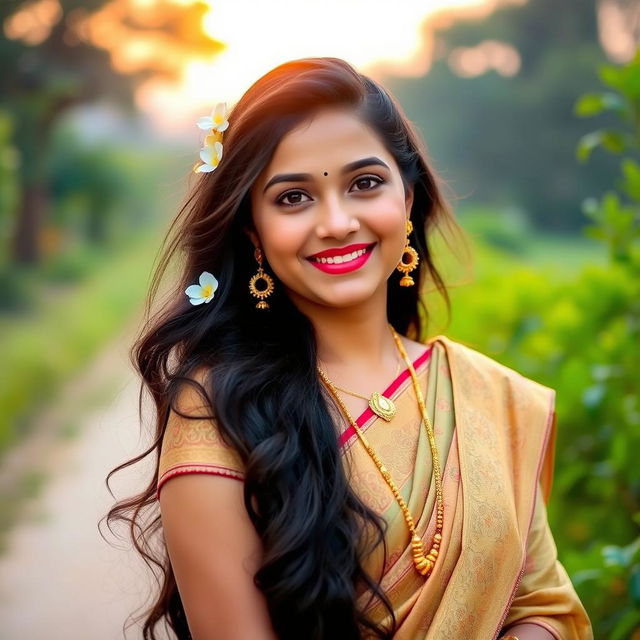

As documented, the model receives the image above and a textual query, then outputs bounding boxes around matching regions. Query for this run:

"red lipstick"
[306,242,376,275]
[307,242,373,259]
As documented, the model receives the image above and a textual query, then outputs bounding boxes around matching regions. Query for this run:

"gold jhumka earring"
[396,219,419,287]
[248,247,274,309]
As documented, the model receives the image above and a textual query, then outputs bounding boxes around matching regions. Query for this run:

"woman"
[106,57,593,640]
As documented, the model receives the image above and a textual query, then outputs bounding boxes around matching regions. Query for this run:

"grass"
[0,228,165,455]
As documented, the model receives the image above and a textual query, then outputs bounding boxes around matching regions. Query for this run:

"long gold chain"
[316,325,443,577]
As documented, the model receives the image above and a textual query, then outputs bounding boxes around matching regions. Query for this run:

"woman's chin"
[292,280,387,310]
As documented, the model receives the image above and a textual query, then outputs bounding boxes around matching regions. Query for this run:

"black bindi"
[323,171,328,176]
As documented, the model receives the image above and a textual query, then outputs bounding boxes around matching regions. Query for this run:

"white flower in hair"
[197,102,229,132]
[185,271,219,305]
[204,129,223,147]
[194,140,223,173]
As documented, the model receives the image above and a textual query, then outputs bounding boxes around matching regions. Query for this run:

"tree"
[383,0,620,231]
[1,0,222,264]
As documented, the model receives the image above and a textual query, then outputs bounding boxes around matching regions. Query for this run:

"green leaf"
[576,130,627,162]
[621,158,640,201]
[599,64,627,93]
[599,58,640,100]
[577,132,603,163]
[574,92,627,117]
[601,131,628,154]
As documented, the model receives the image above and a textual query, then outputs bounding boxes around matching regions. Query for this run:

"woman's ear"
[243,225,260,249]
[404,185,415,217]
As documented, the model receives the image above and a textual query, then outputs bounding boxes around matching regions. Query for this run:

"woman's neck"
[295,288,399,372]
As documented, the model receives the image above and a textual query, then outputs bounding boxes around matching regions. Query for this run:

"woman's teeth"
[310,247,369,264]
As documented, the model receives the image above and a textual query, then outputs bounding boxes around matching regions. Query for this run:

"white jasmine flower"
[193,141,223,174]
[196,102,229,132]
[185,271,218,305]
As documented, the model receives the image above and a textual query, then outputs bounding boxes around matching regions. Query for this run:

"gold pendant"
[369,392,396,422]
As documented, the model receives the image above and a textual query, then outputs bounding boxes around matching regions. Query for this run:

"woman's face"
[249,107,413,311]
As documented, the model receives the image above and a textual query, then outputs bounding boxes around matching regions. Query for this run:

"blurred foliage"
[429,49,640,638]
[0,135,186,447]
[0,228,164,454]
[457,205,533,254]
[0,131,182,311]
[0,0,220,456]
[0,0,220,264]
[385,0,622,232]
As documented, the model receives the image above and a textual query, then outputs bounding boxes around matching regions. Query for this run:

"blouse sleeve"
[501,483,593,639]
[156,379,245,499]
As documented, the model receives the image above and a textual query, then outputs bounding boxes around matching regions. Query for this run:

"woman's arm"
[159,474,278,640]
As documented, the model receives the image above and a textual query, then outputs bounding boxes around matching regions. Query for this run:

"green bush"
[432,49,640,638]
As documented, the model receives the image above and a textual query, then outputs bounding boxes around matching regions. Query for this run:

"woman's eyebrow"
[262,156,390,194]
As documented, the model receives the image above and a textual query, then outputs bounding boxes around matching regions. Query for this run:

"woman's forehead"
[257,108,393,183]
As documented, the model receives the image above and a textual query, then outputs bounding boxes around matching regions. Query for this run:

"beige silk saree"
[157,336,593,639]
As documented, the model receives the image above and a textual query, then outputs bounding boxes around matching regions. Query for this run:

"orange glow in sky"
[134,0,527,132]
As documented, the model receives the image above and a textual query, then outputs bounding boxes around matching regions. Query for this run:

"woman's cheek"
[261,223,307,279]
[369,199,407,248]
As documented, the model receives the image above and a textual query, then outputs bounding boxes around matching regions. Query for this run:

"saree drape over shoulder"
[157,336,593,640]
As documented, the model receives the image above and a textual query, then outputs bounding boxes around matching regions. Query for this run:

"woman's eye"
[351,175,383,192]
[275,176,382,206]
[276,190,311,207]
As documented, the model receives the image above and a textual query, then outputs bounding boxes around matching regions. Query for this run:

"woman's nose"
[315,194,360,240]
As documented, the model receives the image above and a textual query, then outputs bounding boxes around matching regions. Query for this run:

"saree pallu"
[157,336,593,639]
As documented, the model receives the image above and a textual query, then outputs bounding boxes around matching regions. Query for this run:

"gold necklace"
[317,325,443,577]
[324,360,401,422]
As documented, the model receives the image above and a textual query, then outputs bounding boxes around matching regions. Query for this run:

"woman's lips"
[306,243,376,275]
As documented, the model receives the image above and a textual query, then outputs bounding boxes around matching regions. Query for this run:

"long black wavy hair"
[103,57,460,640]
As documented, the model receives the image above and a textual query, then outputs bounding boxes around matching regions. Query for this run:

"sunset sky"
[121,0,530,130]
[4,0,635,132]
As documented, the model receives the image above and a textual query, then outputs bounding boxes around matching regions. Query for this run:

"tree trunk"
[12,182,47,265]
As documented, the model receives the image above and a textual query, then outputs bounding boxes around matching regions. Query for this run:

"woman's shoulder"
[157,364,246,499]
[425,334,554,400]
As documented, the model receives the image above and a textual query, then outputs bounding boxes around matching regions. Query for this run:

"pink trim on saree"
[339,345,434,449]
[156,463,244,499]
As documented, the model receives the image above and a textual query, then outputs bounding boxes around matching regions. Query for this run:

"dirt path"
[0,324,167,640]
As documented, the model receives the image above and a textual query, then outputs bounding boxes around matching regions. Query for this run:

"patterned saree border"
[156,463,244,499]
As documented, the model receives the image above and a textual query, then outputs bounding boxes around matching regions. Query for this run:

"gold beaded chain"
[317,324,444,578]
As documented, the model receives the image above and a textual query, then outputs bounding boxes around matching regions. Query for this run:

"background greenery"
[425,49,640,639]
[0,0,638,637]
